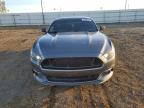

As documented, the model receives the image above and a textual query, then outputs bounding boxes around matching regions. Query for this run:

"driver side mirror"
[99,25,106,31]
[41,28,47,33]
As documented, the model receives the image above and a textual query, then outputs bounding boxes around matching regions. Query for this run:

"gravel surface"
[0,24,144,108]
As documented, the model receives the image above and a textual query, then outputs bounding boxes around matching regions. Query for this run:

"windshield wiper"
[48,31,57,34]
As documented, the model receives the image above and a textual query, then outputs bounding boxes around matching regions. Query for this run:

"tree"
[0,0,7,13]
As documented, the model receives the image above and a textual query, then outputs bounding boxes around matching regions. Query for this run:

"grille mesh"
[41,57,103,70]
[46,74,101,82]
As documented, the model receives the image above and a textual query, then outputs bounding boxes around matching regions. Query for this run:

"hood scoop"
[51,32,93,49]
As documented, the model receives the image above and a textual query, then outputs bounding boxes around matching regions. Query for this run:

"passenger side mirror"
[41,28,47,33]
[99,25,106,31]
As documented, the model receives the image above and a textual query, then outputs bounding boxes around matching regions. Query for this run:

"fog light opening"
[97,69,113,83]
[32,69,38,76]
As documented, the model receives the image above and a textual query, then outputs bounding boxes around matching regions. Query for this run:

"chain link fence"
[0,9,144,26]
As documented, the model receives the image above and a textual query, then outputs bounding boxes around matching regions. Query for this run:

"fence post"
[12,15,16,26]
[0,17,2,25]
[27,13,31,25]
[42,12,45,25]
[134,10,137,22]
[88,12,90,17]
[12,14,20,26]
[103,11,106,23]
[73,13,76,16]
[118,10,121,23]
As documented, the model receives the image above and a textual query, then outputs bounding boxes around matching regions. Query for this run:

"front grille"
[46,74,101,82]
[41,57,103,70]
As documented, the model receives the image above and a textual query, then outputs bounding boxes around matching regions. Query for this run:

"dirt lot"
[0,24,144,108]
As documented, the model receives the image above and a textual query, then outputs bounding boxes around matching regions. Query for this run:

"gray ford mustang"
[30,17,115,86]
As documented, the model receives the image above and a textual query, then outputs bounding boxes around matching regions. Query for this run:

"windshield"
[48,18,98,33]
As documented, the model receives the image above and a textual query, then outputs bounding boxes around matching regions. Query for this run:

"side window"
[49,26,54,32]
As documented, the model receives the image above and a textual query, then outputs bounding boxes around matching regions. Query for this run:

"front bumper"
[33,69,113,86]
[31,57,115,86]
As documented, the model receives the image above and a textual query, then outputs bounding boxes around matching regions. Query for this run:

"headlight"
[103,49,115,60]
[30,50,42,65]
[100,39,115,62]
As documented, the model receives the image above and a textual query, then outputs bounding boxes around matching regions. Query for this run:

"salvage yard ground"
[0,23,144,108]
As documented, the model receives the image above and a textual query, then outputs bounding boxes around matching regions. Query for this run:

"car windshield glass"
[48,18,98,33]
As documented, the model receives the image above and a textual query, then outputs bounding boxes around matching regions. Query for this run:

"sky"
[5,0,144,13]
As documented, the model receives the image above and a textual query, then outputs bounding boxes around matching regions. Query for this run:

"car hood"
[37,31,108,58]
